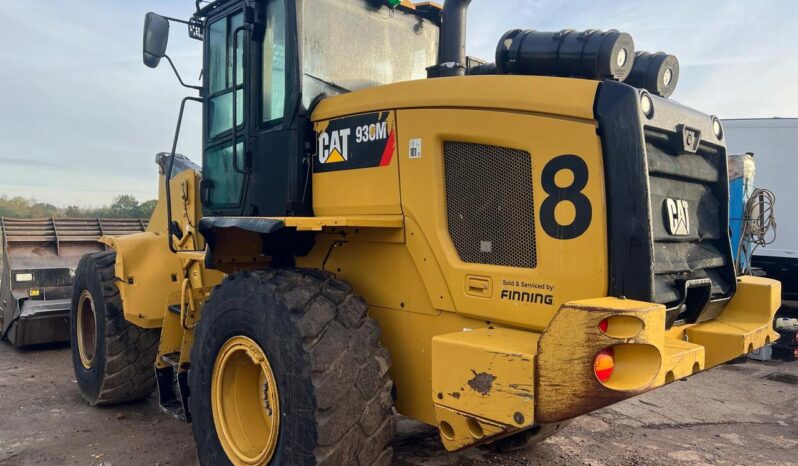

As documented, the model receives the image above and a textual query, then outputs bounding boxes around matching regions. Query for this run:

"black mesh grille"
[444,142,536,268]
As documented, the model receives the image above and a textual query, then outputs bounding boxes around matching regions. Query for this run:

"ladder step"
[159,399,185,420]
[161,352,180,368]
[155,365,191,423]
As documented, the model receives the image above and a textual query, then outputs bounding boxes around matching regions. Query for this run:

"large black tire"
[189,269,395,466]
[70,251,160,405]
[484,421,571,453]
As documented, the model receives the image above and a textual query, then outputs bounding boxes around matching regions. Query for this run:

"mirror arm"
[166,96,204,254]
[161,15,191,25]
[164,55,203,92]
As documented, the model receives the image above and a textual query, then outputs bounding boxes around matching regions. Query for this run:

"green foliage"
[0,195,156,219]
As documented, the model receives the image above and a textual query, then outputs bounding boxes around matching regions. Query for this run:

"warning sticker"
[409,138,422,159]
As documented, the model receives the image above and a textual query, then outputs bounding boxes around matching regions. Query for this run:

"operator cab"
[146,0,441,218]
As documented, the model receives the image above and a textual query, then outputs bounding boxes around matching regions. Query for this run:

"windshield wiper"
[305,73,351,94]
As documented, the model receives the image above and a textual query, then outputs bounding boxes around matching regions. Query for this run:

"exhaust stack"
[434,0,472,77]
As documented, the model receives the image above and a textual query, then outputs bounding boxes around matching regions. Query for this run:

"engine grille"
[443,142,537,268]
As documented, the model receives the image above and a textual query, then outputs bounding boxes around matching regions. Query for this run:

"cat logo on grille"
[665,198,690,236]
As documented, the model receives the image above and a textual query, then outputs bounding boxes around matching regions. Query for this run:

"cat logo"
[318,128,351,164]
[314,112,395,173]
[665,198,690,236]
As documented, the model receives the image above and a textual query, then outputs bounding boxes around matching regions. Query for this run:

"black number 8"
[540,154,592,239]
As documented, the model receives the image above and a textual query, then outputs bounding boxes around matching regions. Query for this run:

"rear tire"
[189,269,395,466]
[70,251,160,405]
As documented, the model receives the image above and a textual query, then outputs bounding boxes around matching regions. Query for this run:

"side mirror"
[143,12,170,68]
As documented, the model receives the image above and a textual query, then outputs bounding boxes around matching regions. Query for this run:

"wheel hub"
[212,336,280,465]
[76,290,97,369]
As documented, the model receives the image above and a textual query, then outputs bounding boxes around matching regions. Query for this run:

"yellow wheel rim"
[76,290,97,370]
[212,336,280,466]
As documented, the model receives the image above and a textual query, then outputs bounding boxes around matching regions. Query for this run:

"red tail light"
[598,318,609,333]
[594,348,615,383]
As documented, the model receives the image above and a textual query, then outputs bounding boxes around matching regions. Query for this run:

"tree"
[109,195,143,218]
[0,195,156,219]
[139,200,157,218]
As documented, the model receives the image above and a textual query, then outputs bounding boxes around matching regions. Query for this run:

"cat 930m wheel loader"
[70,1,781,464]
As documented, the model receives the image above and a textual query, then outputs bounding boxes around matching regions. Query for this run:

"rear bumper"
[431,276,780,451]
[5,298,71,347]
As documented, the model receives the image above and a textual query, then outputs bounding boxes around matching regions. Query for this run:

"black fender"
[198,217,314,269]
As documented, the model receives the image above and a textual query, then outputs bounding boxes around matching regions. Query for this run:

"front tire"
[70,251,160,405]
[189,269,395,466]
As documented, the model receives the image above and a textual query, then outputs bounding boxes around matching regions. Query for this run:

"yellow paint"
[99,71,780,454]
[212,336,280,466]
[312,75,599,122]
[433,404,511,451]
[661,339,704,383]
[275,215,404,231]
[326,148,345,163]
[101,232,181,328]
[76,290,97,370]
[535,298,665,423]
[686,276,780,368]
[394,107,608,329]
[365,307,489,425]
[313,112,400,216]
[431,328,538,429]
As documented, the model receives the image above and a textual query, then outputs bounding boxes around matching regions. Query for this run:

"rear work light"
[594,348,615,383]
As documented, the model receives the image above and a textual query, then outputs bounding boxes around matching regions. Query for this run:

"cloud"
[465,0,797,120]
[0,157,63,169]
[0,0,795,206]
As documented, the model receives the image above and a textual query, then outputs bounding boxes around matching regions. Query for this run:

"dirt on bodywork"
[0,344,796,466]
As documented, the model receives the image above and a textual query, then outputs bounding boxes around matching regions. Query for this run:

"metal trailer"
[0,218,147,347]
[723,117,798,308]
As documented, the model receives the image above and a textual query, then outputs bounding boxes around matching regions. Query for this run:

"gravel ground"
[0,343,796,466]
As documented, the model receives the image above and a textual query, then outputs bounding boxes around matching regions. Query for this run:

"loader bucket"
[0,218,147,347]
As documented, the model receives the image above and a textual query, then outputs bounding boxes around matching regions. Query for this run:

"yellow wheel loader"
[71,1,781,464]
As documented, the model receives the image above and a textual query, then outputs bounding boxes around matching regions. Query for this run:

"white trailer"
[723,118,798,305]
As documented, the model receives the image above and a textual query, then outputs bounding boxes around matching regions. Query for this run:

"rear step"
[156,352,191,422]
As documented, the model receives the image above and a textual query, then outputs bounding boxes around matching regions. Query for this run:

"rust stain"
[467,370,497,396]
[449,392,461,399]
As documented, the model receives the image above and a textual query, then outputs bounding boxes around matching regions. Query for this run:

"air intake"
[444,142,537,268]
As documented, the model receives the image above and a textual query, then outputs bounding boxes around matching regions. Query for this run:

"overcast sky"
[1,1,796,206]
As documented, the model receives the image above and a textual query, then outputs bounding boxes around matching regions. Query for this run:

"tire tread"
[80,251,160,406]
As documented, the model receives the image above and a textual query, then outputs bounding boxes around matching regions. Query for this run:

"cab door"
[201,0,308,217]
[202,7,247,214]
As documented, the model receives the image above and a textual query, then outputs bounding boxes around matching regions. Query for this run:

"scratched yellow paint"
[432,328,539,429]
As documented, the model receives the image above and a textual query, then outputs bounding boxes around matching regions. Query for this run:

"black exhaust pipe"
[433,0,472,77]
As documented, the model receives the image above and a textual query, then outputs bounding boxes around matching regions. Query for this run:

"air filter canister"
[625,51,680,98]
[496,29,636,82]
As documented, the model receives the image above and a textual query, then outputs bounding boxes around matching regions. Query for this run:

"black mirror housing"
[143,12,170,68]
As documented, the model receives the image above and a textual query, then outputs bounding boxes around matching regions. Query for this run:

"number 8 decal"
[540,154,592,239]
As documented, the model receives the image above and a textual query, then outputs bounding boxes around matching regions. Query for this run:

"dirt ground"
[0,343,796,466]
